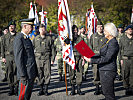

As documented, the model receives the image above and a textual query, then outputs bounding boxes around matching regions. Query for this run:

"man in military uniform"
[1,20,18,96]
[33,24,55,96]
[69,25,84,95]
[116,24,124,81]
[79,26,91,81]
[54,36,65,81]
[90,20,106,95]
[14,18,38,100]
[119,25,133,95]
[1,27,8,82]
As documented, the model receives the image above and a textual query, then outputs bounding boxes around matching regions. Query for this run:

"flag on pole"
[34,4,39,25]
[58,0,75,69]
[29,2,34,18]
[39,7,47,29]
[28,2,39,41]
[131,7,133,24]
[86,2,97,38]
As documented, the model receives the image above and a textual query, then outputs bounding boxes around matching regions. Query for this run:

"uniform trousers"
[122,58,133,88]
[18,79,35,100]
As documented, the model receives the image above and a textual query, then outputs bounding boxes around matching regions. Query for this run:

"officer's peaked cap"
[20,18,35,25]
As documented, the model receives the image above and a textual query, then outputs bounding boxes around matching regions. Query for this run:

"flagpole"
[64,61,68,96]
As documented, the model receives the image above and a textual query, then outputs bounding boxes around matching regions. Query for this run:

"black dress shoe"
[8,92,14,96]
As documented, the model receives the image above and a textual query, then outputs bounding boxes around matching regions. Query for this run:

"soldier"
[33,24,55,96]
[119,24,133,95]
[14,18,38,100]
[90,20,106,95]
[116,24,124,81]
[1,20,18,96]
[1,27,8,82]
[69,25,84,95]
[54,36,65,81]
[78,26,89,81]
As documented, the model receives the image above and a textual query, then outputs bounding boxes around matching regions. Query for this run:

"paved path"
[0,63,133,100]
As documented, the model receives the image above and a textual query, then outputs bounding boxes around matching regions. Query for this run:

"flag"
[58,0,75,69]
[28,2,39,41]
[34,4,39,25]
[29,2,34,18]
[131,7,133,24]
[86,2,97,38]
[39,7,47,29]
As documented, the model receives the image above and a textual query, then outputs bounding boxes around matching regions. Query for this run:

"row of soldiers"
[0,18,133,98]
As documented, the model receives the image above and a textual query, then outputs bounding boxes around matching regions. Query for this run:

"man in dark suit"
[13,18,38,100]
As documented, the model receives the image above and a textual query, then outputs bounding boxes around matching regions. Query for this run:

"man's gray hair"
[104,23,118,37]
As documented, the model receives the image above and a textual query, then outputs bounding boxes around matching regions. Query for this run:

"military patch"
[101,39,103,42]
[129,42,132,44]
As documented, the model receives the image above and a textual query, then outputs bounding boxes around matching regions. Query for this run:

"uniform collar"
[21,31,29,38]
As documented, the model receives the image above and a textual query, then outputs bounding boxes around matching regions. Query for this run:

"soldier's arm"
[14,36,27,78]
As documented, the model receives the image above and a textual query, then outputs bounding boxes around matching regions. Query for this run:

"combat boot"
[94,84,101,95]
[44,84,48,96]
[77,85,85,95]
[37,84,44,96]
[59,74,62,81]
[2,74,7,82]
[125,87,132,95]
[62,75,65,81]
[70,84,75,96]
[8,86,14,96]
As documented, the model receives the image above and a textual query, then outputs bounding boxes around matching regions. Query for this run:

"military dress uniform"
[90,32,106,95]
[33,33,54,96]
[1,31,18,95]
[14,18,38,100]
[54,36,65,81]
[119,31,133,95]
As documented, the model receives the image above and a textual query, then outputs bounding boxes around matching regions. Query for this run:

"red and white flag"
[86,2,97,38]
[39,7,48,28]
[34,3,39,25]
[58,0,75,69]
[131,7,133,24]
[29,2,34,19]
